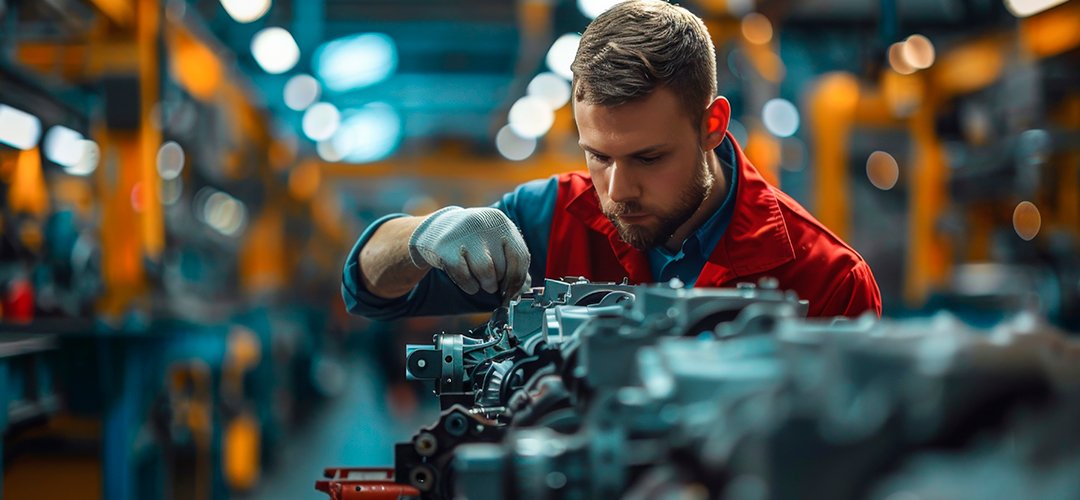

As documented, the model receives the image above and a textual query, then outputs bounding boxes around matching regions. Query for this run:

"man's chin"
[615,224,661,250]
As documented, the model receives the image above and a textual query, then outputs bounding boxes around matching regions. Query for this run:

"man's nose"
[607,163,640,203]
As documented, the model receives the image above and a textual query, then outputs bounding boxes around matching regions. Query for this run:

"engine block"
[317,278,1080,500]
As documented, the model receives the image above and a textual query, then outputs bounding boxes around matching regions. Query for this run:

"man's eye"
[638,155,662,165]
[589,152,611,163]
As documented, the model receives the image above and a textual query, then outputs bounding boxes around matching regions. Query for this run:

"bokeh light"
[283,74,321,111]
[1012,201,1041,240]
[66,140,100,176]
[159,177,183,206]
[43,125,85,169]
[302,103,341,142]
[508,96,555,139]
[251,27,300,75]
[527,72,572,110]
[195,187,248,236]
[901,34,936,70]
[726,0,754,16]
[761,98,800,138]
[330,103,403,163]
[220,0,271,23]
[546,33,581,81]
[495,125,538,161]
[741,13,773,45]
[316,139,345,162]
[204,191,247,236]
[130,182,144,213]
[0,104,42,150]
[1004,0,1068,17]
[866,151,900,190]
[578,0,621,19]
[156,141,185,180]
[315,33,398,92]
[888,42,916,75]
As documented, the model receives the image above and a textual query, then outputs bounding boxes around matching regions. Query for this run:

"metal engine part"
[318,278,1080,500]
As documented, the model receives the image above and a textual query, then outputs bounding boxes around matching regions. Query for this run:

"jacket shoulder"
[771,186,866,267]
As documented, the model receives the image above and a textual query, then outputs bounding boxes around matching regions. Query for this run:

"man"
[343,0,881,320]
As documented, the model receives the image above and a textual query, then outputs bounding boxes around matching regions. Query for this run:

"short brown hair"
[571,0,717,125]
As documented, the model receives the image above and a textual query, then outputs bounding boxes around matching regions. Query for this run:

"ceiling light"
[43,125,84,168]
[315,33,397,92]
[251,27,300,75]
[0,104,42,150]
[220,0,271,23]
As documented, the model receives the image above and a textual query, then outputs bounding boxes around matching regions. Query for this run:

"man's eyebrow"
[578,143,669,156]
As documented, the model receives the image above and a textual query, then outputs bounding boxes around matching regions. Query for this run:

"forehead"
[573,87,695,154]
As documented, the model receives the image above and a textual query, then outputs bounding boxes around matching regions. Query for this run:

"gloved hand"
[409,206,531,298]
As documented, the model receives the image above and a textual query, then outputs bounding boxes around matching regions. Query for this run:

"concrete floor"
[251,359,438,500]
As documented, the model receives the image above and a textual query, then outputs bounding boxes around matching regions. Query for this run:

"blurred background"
[0,0,1076,498]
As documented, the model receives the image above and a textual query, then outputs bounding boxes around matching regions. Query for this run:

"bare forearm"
[358,216,431,299]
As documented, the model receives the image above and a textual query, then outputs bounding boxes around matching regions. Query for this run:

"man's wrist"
[408,206,462,268]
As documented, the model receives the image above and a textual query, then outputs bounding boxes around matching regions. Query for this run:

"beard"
[602,150,715,250]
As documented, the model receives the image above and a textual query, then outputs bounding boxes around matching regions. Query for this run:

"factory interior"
[0,0,1078,498]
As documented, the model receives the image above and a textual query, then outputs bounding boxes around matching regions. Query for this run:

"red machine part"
[315,468,421,500]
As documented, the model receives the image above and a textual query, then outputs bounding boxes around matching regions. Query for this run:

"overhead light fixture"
[577,0,621,19]
[315,33,398,92]
[43,125,85,169]
[65,140,100,176]
[1004,0,1068,17]
[0,104,42,150]
[220,0,271,23]
[251,27,300,74]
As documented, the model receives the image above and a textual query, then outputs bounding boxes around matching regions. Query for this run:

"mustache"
[604,201,644,217]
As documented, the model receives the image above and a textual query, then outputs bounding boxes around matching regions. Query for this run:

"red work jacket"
[544,134,882,318]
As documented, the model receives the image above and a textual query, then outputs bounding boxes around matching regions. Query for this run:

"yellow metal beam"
[136,0,164,259]
[1019,1,1080,58]
[806,72,860,240]
[95,0,164,317]
[904,84,952,306]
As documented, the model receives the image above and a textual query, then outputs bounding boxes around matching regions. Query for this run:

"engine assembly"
[317,278,1080,500]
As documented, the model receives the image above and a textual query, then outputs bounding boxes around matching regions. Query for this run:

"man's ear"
[701,96,731,150]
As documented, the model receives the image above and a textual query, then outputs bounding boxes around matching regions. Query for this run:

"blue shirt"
[342,138,740,319]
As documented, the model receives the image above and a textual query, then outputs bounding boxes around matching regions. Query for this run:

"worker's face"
[575,87,726,250]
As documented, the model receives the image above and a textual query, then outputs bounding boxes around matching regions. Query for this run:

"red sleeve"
[816,261,882,318]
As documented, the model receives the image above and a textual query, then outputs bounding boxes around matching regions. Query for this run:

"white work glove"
[409,206,531,298]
